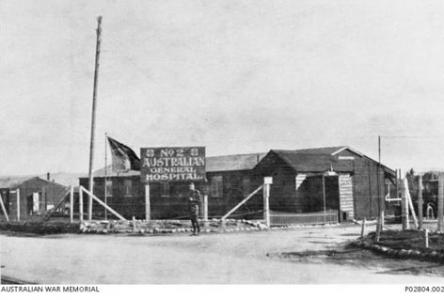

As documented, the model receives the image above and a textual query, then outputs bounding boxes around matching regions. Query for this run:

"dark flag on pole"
[107,136,140,172]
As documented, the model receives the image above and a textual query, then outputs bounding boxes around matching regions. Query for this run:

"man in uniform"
[188,182,201,236]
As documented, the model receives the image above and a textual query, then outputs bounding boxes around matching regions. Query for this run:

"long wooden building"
[79,146,396,223]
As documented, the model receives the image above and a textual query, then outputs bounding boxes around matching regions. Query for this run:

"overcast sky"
[2,0,444,175]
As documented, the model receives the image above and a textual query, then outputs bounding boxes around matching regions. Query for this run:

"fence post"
[360,218,366,239]
[322,175,327,223]
[203,194,208,222]
[79,187,84,222]
[132,216,137,233]
[418,175,423,230]
[425,229,429,248]
[263,177,272,228]
[438,174,444,233]
[145,184,150,221]
[69,186,74,223]
[88,187,93,221]
[0,193,9,222]
[401,178,409,230]
[16,188,20,221]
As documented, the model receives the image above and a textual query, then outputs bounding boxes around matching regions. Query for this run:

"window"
[210,176,223,198]
[161,183,170,198]
[105,180,113,197]
[124,179,133,197]
[242,177,251,197]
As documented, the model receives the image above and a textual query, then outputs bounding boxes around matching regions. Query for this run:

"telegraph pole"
[376,135,383,241]
[88,16,102,221]
[104,132,108,220]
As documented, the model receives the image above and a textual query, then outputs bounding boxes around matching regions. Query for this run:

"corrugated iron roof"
[0,176,33,189]
[89,153,267,178]
[0,176,67,189]
[206,153,266,172]
[283,146,346,155]
[83,146,395,179]
[269,151,354,172]
[92,166,140,178]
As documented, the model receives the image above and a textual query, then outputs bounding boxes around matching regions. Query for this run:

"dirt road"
[1,224,443,284]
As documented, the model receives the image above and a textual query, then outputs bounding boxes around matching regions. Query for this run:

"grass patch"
[0,221,80,235]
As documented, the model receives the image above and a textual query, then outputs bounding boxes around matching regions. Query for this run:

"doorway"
[324,176,339,211]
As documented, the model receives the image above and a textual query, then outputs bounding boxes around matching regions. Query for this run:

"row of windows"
[210,176,251,198]
[99,176,252,199]
[103,179,133,197]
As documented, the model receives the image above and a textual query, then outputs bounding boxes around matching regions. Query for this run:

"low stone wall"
[80,219,268,234]
[0,219,340,235]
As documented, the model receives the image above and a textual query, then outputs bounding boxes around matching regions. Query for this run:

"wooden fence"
[270,209,338,225]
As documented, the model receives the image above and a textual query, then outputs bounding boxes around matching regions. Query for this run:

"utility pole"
[376,135,383,241]
[88,16,102,221]
[418,174,423,230]
[438,173,444,232]
[104,132,108,220]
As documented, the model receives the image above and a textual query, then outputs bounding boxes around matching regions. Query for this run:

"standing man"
[188,182,201,236]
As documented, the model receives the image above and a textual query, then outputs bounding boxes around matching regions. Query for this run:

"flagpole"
[87,16,102,221]
[104,132,108,220]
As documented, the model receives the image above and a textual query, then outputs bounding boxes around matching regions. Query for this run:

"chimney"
[47,172,50,181]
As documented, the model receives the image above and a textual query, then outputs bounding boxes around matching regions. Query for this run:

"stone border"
[79,219,341,234]
[270,222,340,230]
[79,219,268,234]
[351,240,444,263]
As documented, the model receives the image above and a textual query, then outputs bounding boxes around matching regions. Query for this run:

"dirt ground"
[1,223,443,284]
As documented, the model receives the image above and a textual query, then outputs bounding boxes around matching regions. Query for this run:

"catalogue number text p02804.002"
[405,286,444,293]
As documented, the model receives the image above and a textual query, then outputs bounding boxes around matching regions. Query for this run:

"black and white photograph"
[1,0,444,296]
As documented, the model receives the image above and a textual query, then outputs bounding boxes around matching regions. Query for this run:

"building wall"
[80,177,207,219]
[332,149,387,219]
[6,178,67,221]
[253,153,299,213]
[255,149,393,220]
[205,170,263,218]
[78,149,394,221]
[80,171,265,220]
[338,174,354,219]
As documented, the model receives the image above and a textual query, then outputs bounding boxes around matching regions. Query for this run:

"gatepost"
[145,184,150,221]
[202,182,209,229]
[263,177,272,228]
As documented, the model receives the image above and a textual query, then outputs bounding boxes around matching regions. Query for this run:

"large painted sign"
[140,147,206,183]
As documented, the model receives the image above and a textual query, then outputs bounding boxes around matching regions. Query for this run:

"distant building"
[79,146,396,224]
[0,177,68,221]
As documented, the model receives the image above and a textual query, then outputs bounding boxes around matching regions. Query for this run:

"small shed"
[0,177,68,221]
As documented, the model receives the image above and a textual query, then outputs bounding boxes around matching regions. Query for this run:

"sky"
[1,0,444,175]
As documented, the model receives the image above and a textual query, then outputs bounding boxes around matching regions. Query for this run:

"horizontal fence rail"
[270,210,338,225]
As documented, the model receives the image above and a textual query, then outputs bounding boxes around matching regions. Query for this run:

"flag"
[107,136,140,172]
